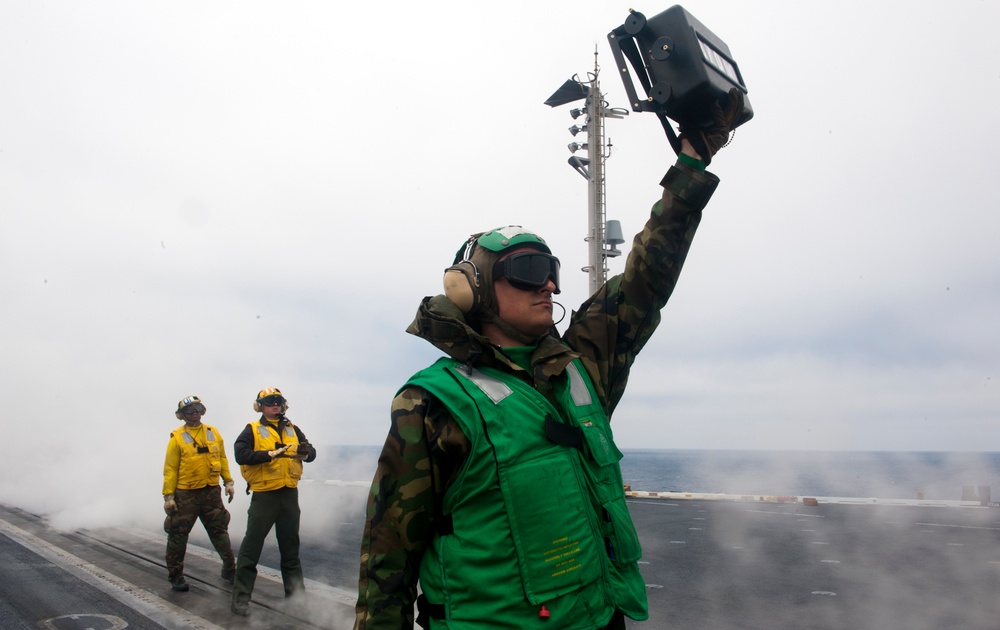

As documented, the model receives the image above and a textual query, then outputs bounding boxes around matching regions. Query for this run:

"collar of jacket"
[259,416,286,431]
[407,294,579,381]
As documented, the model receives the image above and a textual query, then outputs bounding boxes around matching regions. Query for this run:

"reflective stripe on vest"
[464,364,591,408]
[255,424,294,441]
[180,428,217,446]
[565,362,593,407]
[462,367,512,404]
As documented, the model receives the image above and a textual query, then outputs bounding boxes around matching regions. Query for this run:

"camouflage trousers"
[164,485,235,582]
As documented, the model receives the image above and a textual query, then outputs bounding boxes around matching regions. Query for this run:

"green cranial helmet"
[443,226,558,347]
[471,226,552,256]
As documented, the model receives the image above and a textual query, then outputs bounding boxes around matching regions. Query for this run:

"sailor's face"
[181,407,203,427]
[493,248,556,337]
[262,402,283,420]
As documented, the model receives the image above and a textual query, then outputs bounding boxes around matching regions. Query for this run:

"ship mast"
[547,48,628,295]
[584,50,607,295]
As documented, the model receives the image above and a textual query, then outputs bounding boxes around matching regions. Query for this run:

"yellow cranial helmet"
[175,395,206,419]
[253,387,288,413]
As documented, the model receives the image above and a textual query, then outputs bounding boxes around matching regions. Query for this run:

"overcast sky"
[3,0,999,518]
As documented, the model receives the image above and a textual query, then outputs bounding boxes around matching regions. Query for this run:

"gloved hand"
[295,441,312,459]
[224,481,235,504]
[267,445,289,459]
[678,87,745,165]
[163,494,176,515]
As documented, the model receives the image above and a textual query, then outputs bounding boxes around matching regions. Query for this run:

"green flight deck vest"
[408,356,648,629]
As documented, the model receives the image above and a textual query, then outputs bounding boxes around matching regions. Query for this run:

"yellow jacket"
[162,423,233,495]
[238,419,304,492]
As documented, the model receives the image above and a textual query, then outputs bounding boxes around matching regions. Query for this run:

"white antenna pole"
[549,47,628,294]
[584,48,608,295]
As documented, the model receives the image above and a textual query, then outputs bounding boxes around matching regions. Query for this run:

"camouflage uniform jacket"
[354,161,720,630]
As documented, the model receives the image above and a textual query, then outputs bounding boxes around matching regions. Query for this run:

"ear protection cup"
[443,263,479,312]
[443,228,550,316]
[443,235,486,313]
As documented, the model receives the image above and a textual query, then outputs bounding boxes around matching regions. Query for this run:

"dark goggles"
[260,395,286,407]
[493,252,561,293]
[181,403,206,415]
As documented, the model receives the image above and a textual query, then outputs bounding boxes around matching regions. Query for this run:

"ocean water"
[308,445,1000,502]
[618,449,1000,501]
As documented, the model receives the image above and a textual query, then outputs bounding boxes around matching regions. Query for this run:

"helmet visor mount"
[492,252,561,294]
[260,395,286,407]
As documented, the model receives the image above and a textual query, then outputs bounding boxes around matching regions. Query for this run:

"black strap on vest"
[545,415,584,451]
[416,593,446,628]
[436,512,454,536]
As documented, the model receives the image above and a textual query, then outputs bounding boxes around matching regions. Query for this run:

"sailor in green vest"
[354,95,743,629]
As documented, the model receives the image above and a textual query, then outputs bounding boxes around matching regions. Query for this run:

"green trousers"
[231,486,305,604]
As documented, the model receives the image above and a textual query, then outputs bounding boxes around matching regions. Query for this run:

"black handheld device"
[608,5,752,153]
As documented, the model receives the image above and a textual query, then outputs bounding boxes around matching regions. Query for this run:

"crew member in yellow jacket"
[230,387,316,617]
[162,395,236,592]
